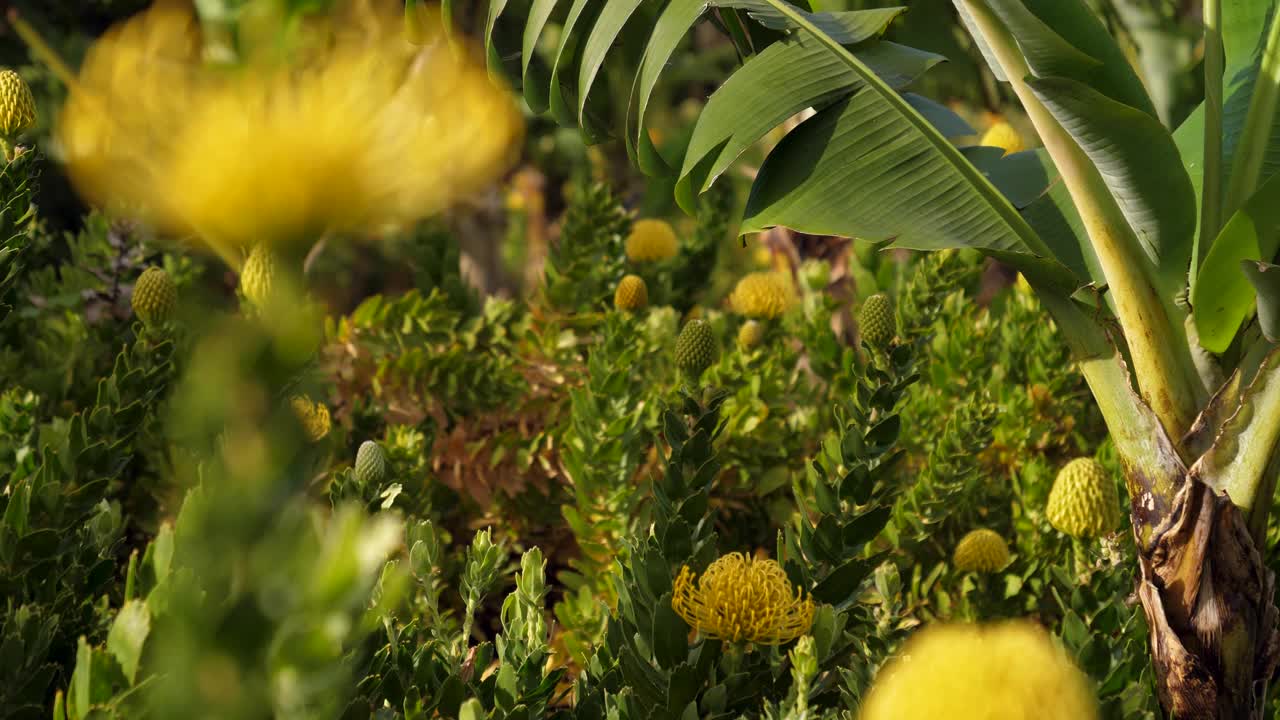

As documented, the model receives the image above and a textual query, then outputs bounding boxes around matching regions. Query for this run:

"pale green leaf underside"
[990,0,1157,118]
[1193,171,1280,351]
[1026,76,1196,292]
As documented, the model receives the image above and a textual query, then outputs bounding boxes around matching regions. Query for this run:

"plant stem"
[1197,0,1224,289]
[1224,5,1280,219]
[961,0,1203,440]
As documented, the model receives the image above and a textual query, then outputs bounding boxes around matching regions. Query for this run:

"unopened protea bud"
[675,319,715,377]
[239,244,276,308]
[290,395,330,443]
[1046,458,1121,538]
[625,219,678,262]
[355,440,387,485]
[131,267,176,326]
[614,274,648,312]
[858,293,895,347]
[737,320,765,350]
[953,529,1009,573]
[0,69,36,139]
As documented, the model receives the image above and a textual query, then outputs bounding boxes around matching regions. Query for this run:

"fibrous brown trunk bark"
[1135,476,1280,718]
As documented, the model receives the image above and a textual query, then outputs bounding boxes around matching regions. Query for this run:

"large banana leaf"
[674,31,943,212]
[488,0,1078,287]
[954,0,1192,301]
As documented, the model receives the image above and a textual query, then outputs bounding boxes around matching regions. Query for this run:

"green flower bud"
[355,440,388,486]
[1046,458,1121,538]
[858,293,895,347]
[131,266,176,326]
[953,529,1009,573]
[675,319,716,377]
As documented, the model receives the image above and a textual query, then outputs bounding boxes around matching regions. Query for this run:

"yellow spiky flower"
[0,69,36,138]
[953,529,1009,573]
[730,272,793,319]
[671,552,815,645]
[1046,458,1121,538]
[614,274,648,312]
[980,119,1024,156]
[52,1,522,266]
[625,219,678,262]
[860,621,1099,720]
[290,395,331,443]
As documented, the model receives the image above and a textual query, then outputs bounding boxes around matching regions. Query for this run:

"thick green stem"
[1197,0,1224,287]
[962,0,1203,441]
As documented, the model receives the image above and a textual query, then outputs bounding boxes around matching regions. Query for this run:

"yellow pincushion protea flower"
[0,69,36,138]
[625,219,678,262]
[980,119,1025,156]
[952,529,1009,573]
[860,621,1099,720]
[730,272,793,319]
[290,395,331,443]
[51,1,522,267]
[672,552,815,645]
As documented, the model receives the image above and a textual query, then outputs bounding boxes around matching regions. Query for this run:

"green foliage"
[544,182,632,312]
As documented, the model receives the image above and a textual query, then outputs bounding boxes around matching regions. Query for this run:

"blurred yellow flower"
[625,219,678,262]
[980,119,1024,156]
[53,1,522,267]
[860,621,1099,720]
[730,272,793,319]
[672,552,814,645]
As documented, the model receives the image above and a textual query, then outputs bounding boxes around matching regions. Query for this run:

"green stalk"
[961,0,1203,439]
[1197,0,1224,289]
[1223,6,1280,219]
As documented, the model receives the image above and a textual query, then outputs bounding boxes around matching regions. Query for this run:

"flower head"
[0,69,36,138]
[730,272,793,319]
[860,621,1099,720]
[290,395,330,443]
[675,319,716,377]
[355,440,388,485]
[953,529,1009,573]
[737,320,765,350]
[1046,458,1121,538]
[858,293,896,347]
[980,120,1024,156]
[55,1,522,264]
[625,219,678,262]
[239,244,278,308]
[672,552,814,645]
[131,266,176,326]
[614,274,648,312]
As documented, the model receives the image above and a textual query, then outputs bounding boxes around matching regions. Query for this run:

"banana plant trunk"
[1130,469,1280,716]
